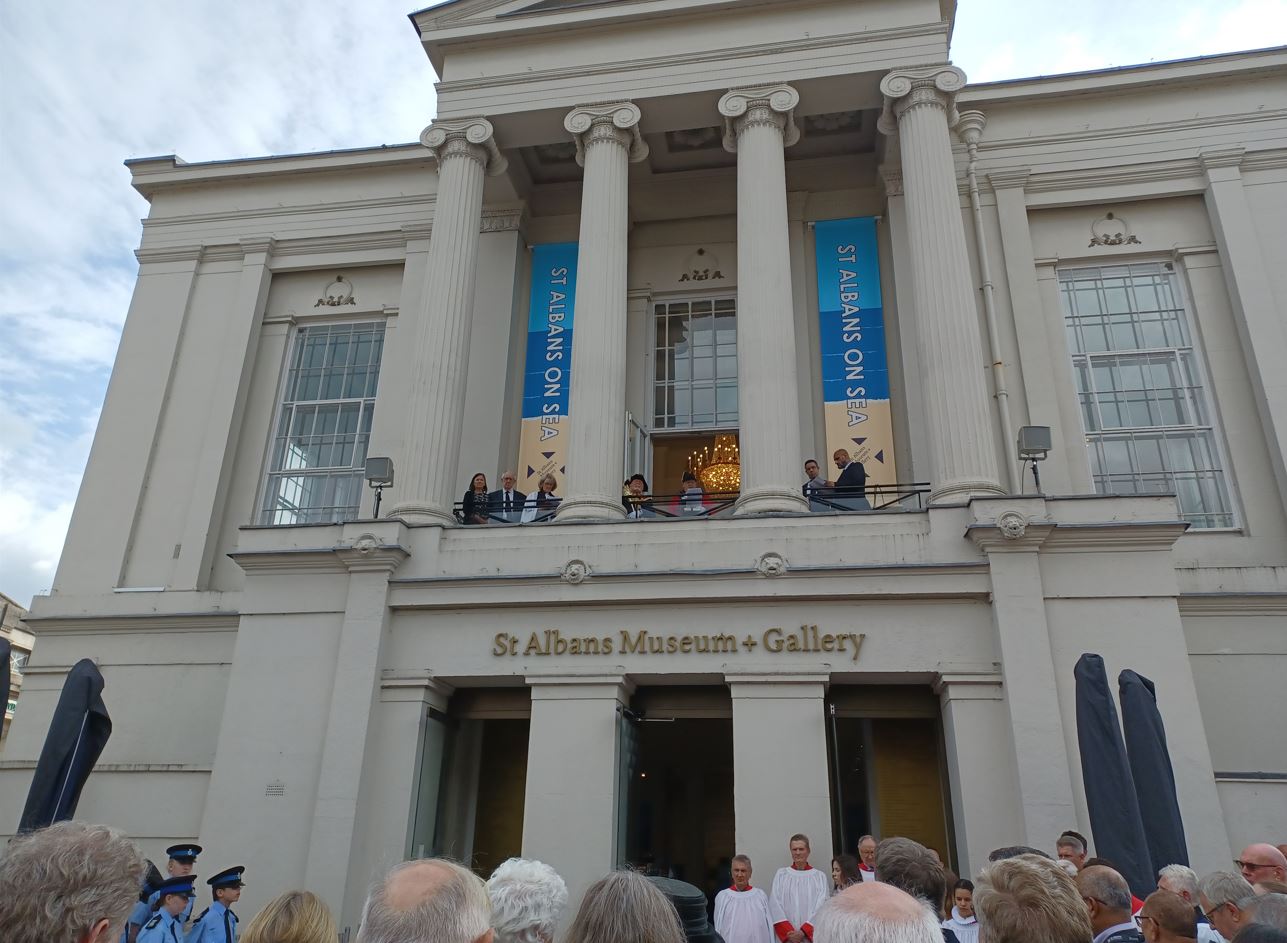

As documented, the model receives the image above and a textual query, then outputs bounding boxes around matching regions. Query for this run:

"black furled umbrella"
[18,658,112,832]
[1073,653,1153,898]
[1119,669,1189,872]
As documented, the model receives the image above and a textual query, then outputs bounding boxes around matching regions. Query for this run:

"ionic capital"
[718,84,800,152]
[420,116,508,176]
[564,102,649,166]
[877,65,968,135]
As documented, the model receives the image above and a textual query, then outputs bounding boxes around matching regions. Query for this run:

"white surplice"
[714,886,787,943]
[770,866,830,935]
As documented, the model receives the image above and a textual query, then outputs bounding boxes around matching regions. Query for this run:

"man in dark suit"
[802,458,832,511]
[831,449,870,510]
[489,470,526,523]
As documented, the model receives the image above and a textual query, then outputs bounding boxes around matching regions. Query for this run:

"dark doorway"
[622,688,734,909]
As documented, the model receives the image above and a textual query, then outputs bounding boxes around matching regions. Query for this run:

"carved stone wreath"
[1089,212,1142,248]
[756,552,788,577]
[561,559,590,584]
[996,511,1028,540]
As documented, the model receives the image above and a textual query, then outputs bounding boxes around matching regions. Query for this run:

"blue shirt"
[136,911,183,943]
[121,900,151,942]
[145,889,194,924]
[186,901,238,943]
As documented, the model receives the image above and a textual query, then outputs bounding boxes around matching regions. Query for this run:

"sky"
[1,0,1285,608]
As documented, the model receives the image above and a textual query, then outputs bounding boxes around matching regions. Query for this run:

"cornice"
[1042,520,1189,552]
[986,168,1031,191]
[976,109,1287,158]
[134,244,204,265]
[141,192,434,232]
[19,612,241,634]
[432,21,949,96]
[1177,592,1287,617]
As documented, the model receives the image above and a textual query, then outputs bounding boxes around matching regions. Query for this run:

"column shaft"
[558,104,646,520]
[879,68,1003,503]
[720,86,808,514]
[522,676,630,927]
[728,675,832,892]
[391,118,505,524]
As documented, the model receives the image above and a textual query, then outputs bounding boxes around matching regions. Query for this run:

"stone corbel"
[420,116,508,177]
[877,65,968,135]
[718,84,801,151]
[564,102,649,166]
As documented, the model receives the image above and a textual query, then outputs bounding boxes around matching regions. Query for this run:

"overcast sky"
[2,0,1285,608]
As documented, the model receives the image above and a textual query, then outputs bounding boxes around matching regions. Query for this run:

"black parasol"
[18,658,112,832]
[1073,652,1153,898]
[1119,669,1189,871]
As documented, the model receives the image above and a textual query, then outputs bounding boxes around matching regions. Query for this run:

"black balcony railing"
[452,483,931,525]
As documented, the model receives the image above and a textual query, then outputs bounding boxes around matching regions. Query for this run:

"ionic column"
[719,86,809,514]
[878,68,1004,503]
[555,103,648,522]
[389,117,507,524]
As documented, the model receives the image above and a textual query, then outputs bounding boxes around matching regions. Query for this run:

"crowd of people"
[457,449,874,525]
[2,821,1285,943]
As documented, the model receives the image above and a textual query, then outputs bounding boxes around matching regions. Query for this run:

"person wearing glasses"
[1135,890,1199,943]
[1238,845,1287,886]
[1077,865,1144,942]
[1197,871,1255,943]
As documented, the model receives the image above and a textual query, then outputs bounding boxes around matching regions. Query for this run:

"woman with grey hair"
[486,858,569,943]
[563,870,685,943]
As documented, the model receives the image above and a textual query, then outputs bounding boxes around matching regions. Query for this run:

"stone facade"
[2,0,1285,936]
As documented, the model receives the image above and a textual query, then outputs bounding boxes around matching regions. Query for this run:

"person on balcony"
[624,474,656,518]
[461,473,491,525]
[489,470,527,523]
[678,470,708,515]
[802,458,832,511]
[831,449,870,511]
[521,473,561,523]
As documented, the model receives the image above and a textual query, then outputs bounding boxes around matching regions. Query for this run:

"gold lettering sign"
[491,626,864,663]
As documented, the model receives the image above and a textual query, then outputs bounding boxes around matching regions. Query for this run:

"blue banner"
[814,217,897,487]
[518,243,578,491]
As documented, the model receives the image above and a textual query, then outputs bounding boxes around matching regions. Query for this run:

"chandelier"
[689,433,740,493]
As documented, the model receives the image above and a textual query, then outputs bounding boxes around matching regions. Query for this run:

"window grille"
[653,297,738,429]
[259,321,384,525]
[1059,262,1233,528]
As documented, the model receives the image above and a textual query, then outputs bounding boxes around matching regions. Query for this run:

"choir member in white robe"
[715,855,791,943]
[770,835,831,941]
[857,835,879,883]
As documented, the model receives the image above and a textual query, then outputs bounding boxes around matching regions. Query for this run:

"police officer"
[123,845,201,943]
[137,874,197,943]
[187,866,246,943]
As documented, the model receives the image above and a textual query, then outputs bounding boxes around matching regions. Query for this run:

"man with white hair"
[0,821,147,943]
[1157,865,1220,942]
[715,854,790,943]
[1241,893,1287,931]
[812,881,942,943]
[1198,872,1255,943]
[486,858,568,943]
[356,858,493,943]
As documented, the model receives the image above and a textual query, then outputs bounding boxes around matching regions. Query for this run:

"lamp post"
[1017,426,1051,494]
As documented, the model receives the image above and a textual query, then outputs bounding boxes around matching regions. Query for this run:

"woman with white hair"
[486,858,569,943]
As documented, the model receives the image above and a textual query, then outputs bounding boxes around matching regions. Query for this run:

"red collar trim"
[730,885,753,891]
[791,864,812,871]
[859,864,875,872]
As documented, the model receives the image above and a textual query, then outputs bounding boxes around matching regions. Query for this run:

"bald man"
[811,881,942,943]
[1138,890,1197,943]
[1239,845,1287,886]
[356,859,493,943]
[1077,865,1144,942]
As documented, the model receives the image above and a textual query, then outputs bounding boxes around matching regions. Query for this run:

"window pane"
[1059,264,1231,528]
[260,322,386,525]
[653,298,737,428]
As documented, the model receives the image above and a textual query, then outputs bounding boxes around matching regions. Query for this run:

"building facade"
[3,0,1286,934]
[0,592,34,747]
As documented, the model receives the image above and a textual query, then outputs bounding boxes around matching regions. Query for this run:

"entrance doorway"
[828,686,954,868]
[621,687,734,908]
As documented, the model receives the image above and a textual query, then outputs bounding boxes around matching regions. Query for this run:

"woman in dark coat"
[461,472,490,524]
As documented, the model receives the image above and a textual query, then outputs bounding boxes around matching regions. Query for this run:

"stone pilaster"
[879,67,1004,503]
[556,103,647,521]
[719,85,809,514]
[389,117,507,525]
